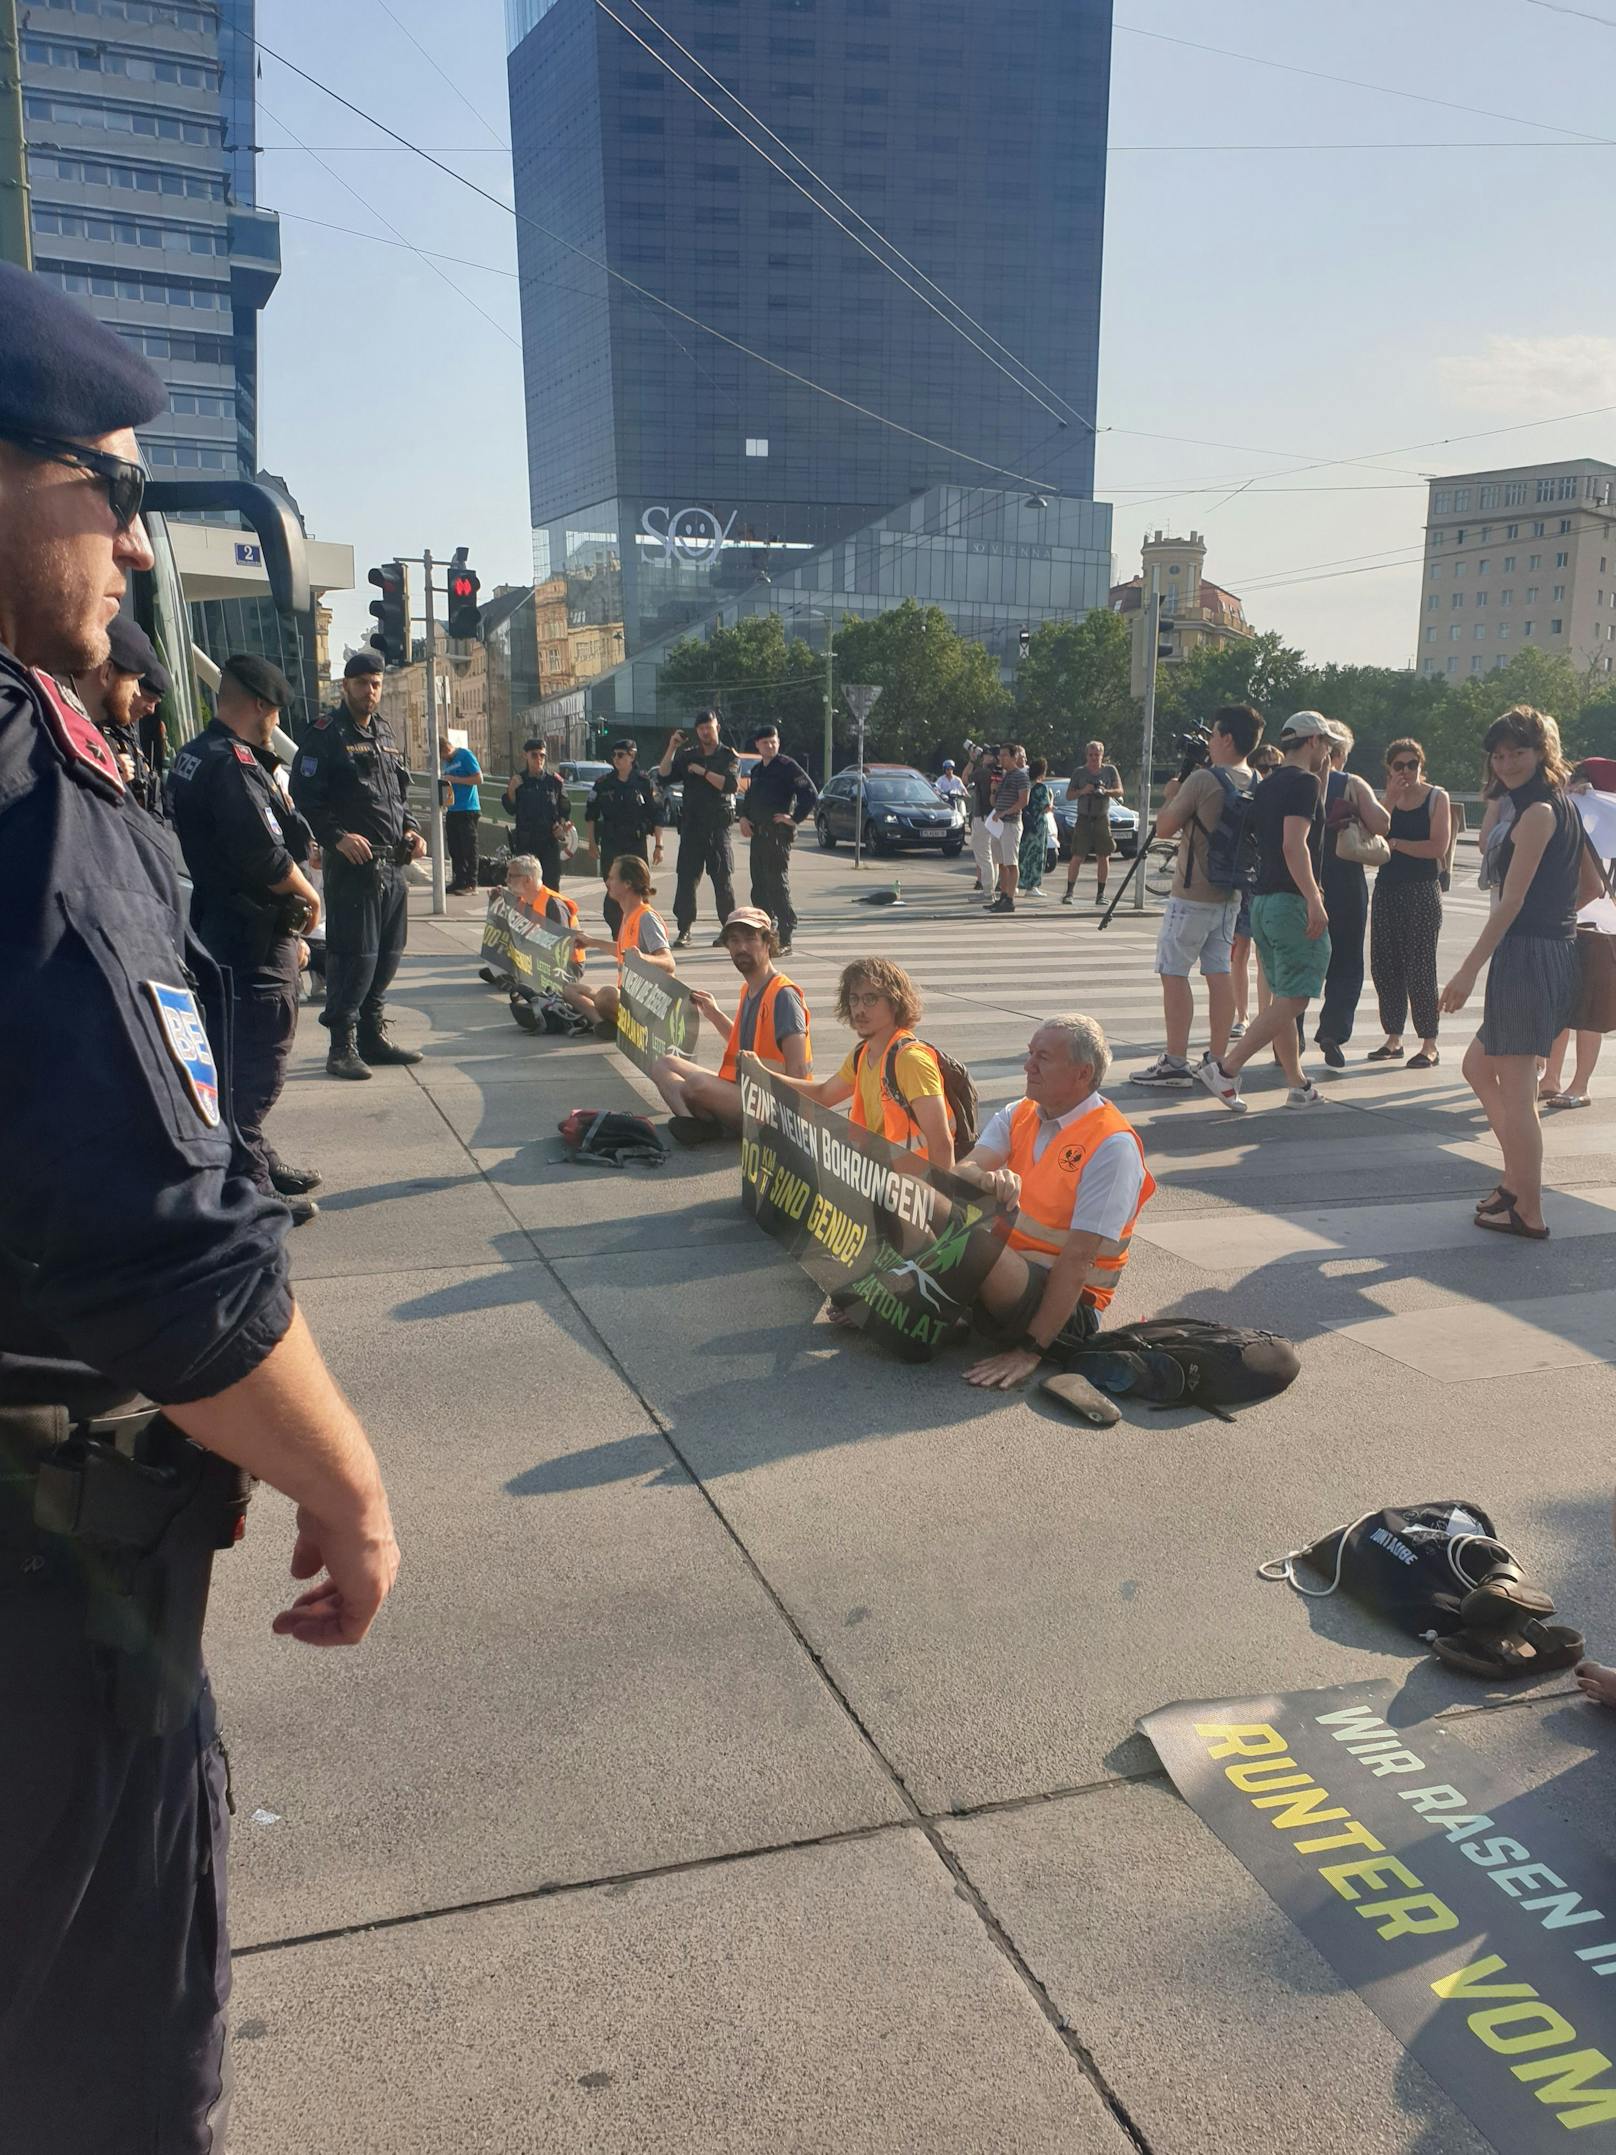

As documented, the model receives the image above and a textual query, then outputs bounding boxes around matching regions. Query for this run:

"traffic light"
[1018,626,1030,658]
[446,545,481,640]
[367,559,409,666]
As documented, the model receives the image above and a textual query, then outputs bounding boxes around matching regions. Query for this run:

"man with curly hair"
[770,955,956,1168]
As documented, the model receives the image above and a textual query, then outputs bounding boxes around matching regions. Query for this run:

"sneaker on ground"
[1228,1019,1246,1040]
[1023,887,1047,900]
[1285,1081,1326,1107]
[1060,891,1074,906]
[1130,1055,1194,1088]
[1193,1052,1247,1114]
[988,895,1015,913]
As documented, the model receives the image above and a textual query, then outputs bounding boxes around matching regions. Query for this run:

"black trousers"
[0,1587,232,2154]
[749,823,797,940]
[231,944,300,1190]
[1316,861,1368,1047]
[324,852,408,1030]
[445,810,480,890]
[1371,877,1443,1040]
[674,822,735,932]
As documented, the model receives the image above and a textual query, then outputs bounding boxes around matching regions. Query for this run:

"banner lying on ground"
[738,1054,1009,1359]
[615,950,700,1076]
[480,890,581,998]
[1142,1680,1616,2153]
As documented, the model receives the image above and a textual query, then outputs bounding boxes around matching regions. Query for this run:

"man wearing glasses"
[70,608,163,809]
[0,262,397,2149]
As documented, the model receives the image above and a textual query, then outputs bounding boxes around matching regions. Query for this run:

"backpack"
[1200,767,1261,893]
[861,1035,980,1153]
[557,1108,667,1169]
[1069,1316,1299,1419]
[1262,1501,1512,1640]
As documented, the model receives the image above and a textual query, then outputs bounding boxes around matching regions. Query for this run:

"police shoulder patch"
[301,755,318,775]
[141,981,221,1127]
[232,742,256,766]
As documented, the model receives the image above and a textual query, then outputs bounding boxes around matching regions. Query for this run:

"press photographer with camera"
[169,655,325,1221]
[1061,741,1124,907]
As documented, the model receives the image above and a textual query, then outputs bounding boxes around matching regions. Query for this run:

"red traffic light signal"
[446,548,481,640]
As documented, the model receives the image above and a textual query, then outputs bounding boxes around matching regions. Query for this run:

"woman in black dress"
[1368,738,1450,1067]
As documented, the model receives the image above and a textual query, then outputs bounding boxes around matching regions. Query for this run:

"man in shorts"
[1194,711,1338,1113]
[988,742,1030,914]
[1131,704,1262,1088]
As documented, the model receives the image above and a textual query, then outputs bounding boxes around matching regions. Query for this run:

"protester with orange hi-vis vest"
[956,1015,1155,1390]
[564,854,675,1036]
[652,906,810,1144]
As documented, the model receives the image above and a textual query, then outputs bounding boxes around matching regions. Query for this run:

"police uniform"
[290,656,422,1074]
[0,262,293,2151]
[666,736,739,938]
[740,747,817,946]
[169,708,314,1199]
[96,611,164,814]
[585,760,662,934]
[508,751,570,890]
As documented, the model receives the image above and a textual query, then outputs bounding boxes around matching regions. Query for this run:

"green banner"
[615,949,701,1075]
[480,888,581,998]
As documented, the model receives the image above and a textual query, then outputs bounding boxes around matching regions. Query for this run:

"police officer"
[504,734,572,889]
[0,262,398,2151]
[71,608,161,810]
[169,654,324,1224]
[658,707,739,948]
[737,722,817,953]
[134,645,171,804]
[291,649,426,1079]
[585,735,662,935]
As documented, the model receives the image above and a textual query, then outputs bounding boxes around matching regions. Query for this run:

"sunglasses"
[1389,758,1421,772]
[0,429,146,530]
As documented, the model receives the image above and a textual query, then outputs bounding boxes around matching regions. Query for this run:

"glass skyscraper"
[506,0,1112,721]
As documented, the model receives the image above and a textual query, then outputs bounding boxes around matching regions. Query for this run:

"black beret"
[140,657,173,698]
[522,737,546,752]
[105,612,159,678]
[0,264,168,440]
[344,650,385,678]
[221,652,292,708]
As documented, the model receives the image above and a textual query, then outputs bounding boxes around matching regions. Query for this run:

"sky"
[254,0,1616,671]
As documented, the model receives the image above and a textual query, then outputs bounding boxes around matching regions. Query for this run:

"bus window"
[132,508,208,759]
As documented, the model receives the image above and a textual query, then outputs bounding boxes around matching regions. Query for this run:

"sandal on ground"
[1474,1197,1550,1240]
[1459,1556,1557,1630]
[1366,1043,1403,1061]
[1431,1619,1585,1679]
[1405,1049,1440,1068]
[1475,1185,1516,1217]
[1538,1082,1563,1102]
[1544,1092,1591,1110]
[1040,1371,1122,1427]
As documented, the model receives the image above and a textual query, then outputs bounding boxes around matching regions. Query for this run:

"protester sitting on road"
[652,906,811,1145]
[1131,703,1262,1089]
[1062,741,1124,907]
[1195,712,1338,1113]
[770,957,955,1169]
[1368,738,1449,1068]
[506,852,578,931]
[1441,707,1602,1239]
[564,854,674,1035]
[954,1016,1155,1390]
[1313,722,1391,1069]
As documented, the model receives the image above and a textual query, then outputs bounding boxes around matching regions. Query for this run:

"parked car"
[814,766,966,856]
[1052,788,1140,860]
[557,760,611,828]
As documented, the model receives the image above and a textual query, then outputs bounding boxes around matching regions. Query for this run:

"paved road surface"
[214,841,1616,2155]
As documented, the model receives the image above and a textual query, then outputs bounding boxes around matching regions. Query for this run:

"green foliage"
[1013,610,1136,772]
[831,599,1011,767]
[656,615,828,763]
[1154,632,1311,736]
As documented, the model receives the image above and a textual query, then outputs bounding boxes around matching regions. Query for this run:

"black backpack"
[1200,767,1261,893]
[1070,1317,1299,1418]
[859,1034,980,1153]
[1263,1501,1507,1640]
[557,1108,667,1169]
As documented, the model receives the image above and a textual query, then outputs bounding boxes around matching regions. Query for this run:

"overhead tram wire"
[372,0,509,149]
[249,38,1065,497]
[589,0,1080,432]
[606,0,1093,435]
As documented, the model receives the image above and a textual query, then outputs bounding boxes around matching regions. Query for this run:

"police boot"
[356,1017,423,1067]
[268,1152,323,1195]
[326,1023,373,1081]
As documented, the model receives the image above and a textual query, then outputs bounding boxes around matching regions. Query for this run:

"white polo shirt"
[976,1091,1145,1243]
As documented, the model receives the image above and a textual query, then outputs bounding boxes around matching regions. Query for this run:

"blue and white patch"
[301,755,318,775]
[141,981,221,1127]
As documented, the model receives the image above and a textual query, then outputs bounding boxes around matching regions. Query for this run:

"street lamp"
[772,601,837,784]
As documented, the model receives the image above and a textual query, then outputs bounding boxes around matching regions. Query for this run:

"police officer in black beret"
[292,649,426,1079]
[0,263,399,2150]
[135,644,172,796]
[169,653,324,1224]
[503,735,573,890]
[71,607,163,810]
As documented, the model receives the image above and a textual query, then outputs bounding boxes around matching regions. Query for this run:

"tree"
[831,599,1010,767]
[656,615,827,761]
[1155,632,1311,744]
[1014,610,1137,774]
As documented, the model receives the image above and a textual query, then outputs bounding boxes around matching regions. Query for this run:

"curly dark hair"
[835,957,922,1029]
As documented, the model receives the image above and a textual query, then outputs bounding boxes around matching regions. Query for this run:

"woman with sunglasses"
[1368,739,1450,1067]
[1440,707,1603,1238]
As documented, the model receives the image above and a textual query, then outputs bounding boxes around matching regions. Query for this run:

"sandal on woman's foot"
[1475,1185,1516,1217]
[1432,1619,1584,1678]
[1545,1092,1591,1110]
[1406,1049,1440,1068]
[1475,1197,1549,1240]
[1366,1043,1403,1061]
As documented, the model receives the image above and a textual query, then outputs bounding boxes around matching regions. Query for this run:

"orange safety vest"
[718,970,811,1082]
[1003,1096,1156,1311]
[614,899,666,972]
[850,1031,952,1160]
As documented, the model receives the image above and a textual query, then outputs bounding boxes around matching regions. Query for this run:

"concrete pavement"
[213,841,1616,2154]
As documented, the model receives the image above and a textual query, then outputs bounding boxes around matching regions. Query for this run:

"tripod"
[1096,822,1160,932]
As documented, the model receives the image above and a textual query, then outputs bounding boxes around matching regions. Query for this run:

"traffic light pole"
[422,548,447,917]
[0,0,33,270]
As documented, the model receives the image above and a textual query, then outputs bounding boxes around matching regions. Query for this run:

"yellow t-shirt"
[837,1036,947,1136]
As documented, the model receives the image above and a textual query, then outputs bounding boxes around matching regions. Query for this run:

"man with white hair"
[953,1015,1155,1389]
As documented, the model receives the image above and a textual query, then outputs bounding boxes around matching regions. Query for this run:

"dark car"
[814,766,966,856]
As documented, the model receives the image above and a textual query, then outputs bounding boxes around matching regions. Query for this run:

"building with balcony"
[1110,531,1252,700]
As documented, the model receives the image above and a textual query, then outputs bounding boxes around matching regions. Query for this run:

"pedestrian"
[1018,757,1054,897]
[737,721,817,951]
[935,756,967,813]
[1061,739,1124,907]
[439,733,483,895]
[1312,721,1390,1068]
[963,741,1000,895]
[659,707,739,947]
[1131,703,1262,1088]
[168,653,324,1223]
[1540,1026,1603,1110]
[652,905,812,1143]
[69,608,162,808]
[564,853,675,1035]
[0,257,399,2155]
[1368,738,1450,1068]
[1441,706,1602,1239]
[772,957,957,1168]
[1194,711,1337,1113]
[585,737,663,935]
[291,650,427,1079]
[503,736,572,890]
[989,741,1030,914]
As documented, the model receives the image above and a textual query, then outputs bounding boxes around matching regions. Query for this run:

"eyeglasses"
[1389,758,1421,772]
[0,428,146,530]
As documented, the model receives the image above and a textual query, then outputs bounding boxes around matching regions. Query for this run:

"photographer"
[1130,705,1261,1089]
[962,741,1000,897]
[1061,741,1123,907]
[659,708,739,947]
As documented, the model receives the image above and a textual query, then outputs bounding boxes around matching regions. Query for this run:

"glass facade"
[508,0,1111,716]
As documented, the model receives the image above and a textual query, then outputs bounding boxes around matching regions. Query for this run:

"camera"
[1176,727,1212,779]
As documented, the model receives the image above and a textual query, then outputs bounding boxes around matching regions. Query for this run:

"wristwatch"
[1018,1333,1050,1359]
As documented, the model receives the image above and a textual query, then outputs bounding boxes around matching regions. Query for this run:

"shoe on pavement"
[1130,1055,1194,1088]
[1193,1052,1246,1114]
[777,941,793,956]
[1094,893,1107,908]
[1228,1019,1246,1041]
[325,1027,372,1081]
[356,1022,422,1066]
[710,932,729,946]
[1039,1370,1122,1427]
[594,1016,619,1040]
[672,928,691,950]
[988,894,1015,913]
[1317,1036,1346,1070]
[1023,887,1047,900]
[1285,1081,1325,1107]
[1060,890,1074,905]
[268,1155,322,1196]
[668,1114,731,1148]
[510,998,542,1033]
[284,1193,320,1227]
